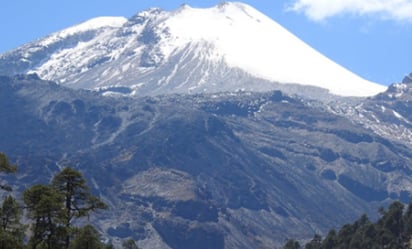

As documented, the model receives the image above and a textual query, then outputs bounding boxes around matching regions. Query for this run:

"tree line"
[0,152,140,249]
[284,200,412,249]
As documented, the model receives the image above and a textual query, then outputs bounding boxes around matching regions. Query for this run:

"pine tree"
[0,195,24,238]
[0,229,24,249]
[51,167,107,249]
[403,202,412,243]
[377,201,405,248]
[321,229,337,249]
[0,153,17,191]
[284,239,301,249]
[69,225,106,249]
[122,239,140,249]
[0,153,17,174]
[0,153,24,249]
[23,184,65,249]
[0,196,25,249]
[305,234,321,249]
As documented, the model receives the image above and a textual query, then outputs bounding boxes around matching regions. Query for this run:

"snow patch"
[39,16,127,47]
[393,110,403,119]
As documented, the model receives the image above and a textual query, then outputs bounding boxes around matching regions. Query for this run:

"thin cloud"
[288,0,412,22]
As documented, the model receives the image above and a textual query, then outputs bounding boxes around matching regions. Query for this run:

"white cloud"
[289,0,412,22]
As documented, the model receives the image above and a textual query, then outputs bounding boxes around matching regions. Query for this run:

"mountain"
[0,2,386,98]
[330,72,412,147]
[0,74,411,249]
[0,2,409,249]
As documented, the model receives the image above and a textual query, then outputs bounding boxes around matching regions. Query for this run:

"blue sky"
[1,0,411,86]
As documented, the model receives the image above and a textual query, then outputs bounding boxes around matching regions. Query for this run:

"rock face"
[403,73,412,84]
[0,75,411,249]
[335,73,412,148]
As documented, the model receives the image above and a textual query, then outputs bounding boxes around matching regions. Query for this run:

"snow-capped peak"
[163,2,386,96]
[0,2,387,98]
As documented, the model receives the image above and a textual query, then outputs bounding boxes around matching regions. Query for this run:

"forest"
[0,152,139,249]
[284,200,412,249]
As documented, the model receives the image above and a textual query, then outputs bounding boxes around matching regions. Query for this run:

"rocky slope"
[0,75,411,248]
[327,73,412,147]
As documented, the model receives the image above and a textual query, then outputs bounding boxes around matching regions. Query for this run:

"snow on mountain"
[0,2,386,97]
[163,2,385,96]
[39,17,128,47]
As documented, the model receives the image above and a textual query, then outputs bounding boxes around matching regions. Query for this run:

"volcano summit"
[0,2,385,97]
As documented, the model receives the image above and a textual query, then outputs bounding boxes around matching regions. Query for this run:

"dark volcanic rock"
[154,220,224,249]
[1,75,412,249]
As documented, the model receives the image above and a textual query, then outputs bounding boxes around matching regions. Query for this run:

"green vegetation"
[69,225,108,249]
[122,239,140,249]
[51,167,108,249]
[0,152,129,249]
[0,152,17,191]
[284,201,412,249]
